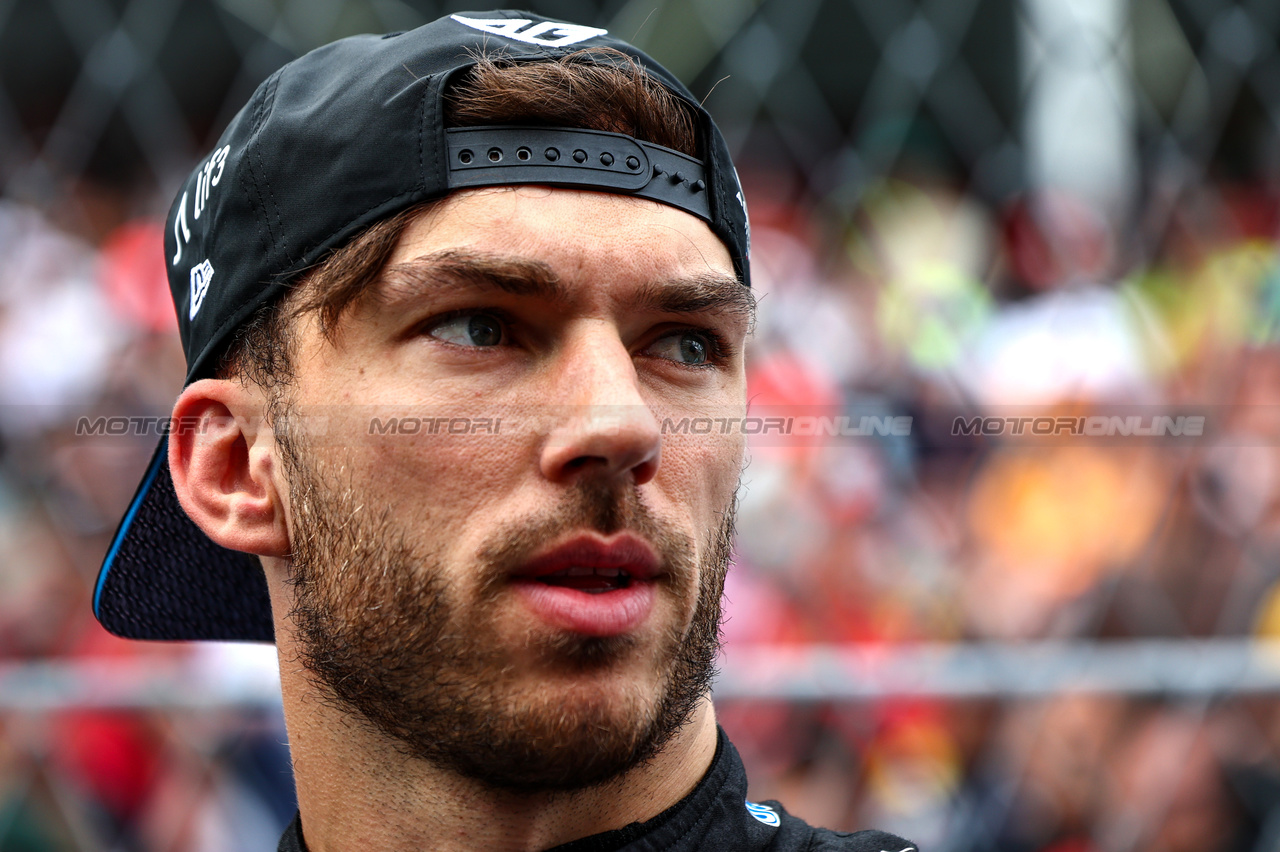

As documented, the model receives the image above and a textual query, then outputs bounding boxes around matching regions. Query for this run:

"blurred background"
[3,0,1280,849]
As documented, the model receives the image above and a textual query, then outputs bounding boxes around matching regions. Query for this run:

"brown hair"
[220,49,699,396]
[447,49,697,153]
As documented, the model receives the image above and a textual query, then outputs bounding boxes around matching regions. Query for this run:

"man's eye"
[648,330,717,366]
[427,312,507,347]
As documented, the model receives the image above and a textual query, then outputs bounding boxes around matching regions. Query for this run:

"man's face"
[273,187,750,791]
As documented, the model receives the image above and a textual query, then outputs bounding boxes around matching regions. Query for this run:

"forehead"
[388,187,736,292]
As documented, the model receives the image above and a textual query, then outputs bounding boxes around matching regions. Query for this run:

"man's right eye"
[426,312,508,347]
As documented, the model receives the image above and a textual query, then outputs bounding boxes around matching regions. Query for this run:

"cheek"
[369,430,519,491]
[659,432,744,532]
[337,419,531,541]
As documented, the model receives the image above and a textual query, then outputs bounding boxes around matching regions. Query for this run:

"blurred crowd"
[2,161,1280,851]
[720,171,1280,852]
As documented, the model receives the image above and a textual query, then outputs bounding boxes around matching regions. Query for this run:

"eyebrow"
[632,272,757,331]
[378,248,756,330]
[378,249,568,305]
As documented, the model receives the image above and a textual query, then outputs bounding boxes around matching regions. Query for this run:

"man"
[94,10,917,852]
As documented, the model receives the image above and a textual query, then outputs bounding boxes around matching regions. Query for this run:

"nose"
[539,329,661,486]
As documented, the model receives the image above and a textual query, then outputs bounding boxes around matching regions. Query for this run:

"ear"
[168,379,291,558]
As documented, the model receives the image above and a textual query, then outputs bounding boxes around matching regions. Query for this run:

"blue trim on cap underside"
[94,436,168,616]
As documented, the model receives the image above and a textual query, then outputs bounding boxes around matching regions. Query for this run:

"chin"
[440,681,673,792]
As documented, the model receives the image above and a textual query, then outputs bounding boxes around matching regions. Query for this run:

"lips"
[534,565,634,593]
[510,535,662,636]
[516,535,661,580]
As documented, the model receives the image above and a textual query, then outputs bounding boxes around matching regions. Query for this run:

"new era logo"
[189,259,214,320]
[450,15,607,47]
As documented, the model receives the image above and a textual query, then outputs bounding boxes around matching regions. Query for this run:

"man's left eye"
[427,312,507,347]
[647,330,716,366]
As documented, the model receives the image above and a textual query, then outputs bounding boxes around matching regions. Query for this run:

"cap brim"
[93,437,275,642]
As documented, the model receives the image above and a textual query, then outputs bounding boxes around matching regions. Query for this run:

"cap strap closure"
[445,126,711,222]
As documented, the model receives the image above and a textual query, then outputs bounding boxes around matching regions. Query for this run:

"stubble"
[275,415,736,792]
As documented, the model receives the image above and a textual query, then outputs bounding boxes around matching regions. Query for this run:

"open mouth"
[511,535,661,635]
[536,566,633,593]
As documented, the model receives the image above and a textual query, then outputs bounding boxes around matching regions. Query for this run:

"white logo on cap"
[450,15,607,47]
[172,145,231,266]
[189,259,214,320]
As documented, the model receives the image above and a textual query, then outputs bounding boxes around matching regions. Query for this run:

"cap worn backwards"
[94,10,751,642]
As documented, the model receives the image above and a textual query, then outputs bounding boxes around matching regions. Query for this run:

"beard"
[274,415,736,792]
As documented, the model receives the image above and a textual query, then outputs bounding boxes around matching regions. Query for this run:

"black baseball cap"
[93,10,751,641]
